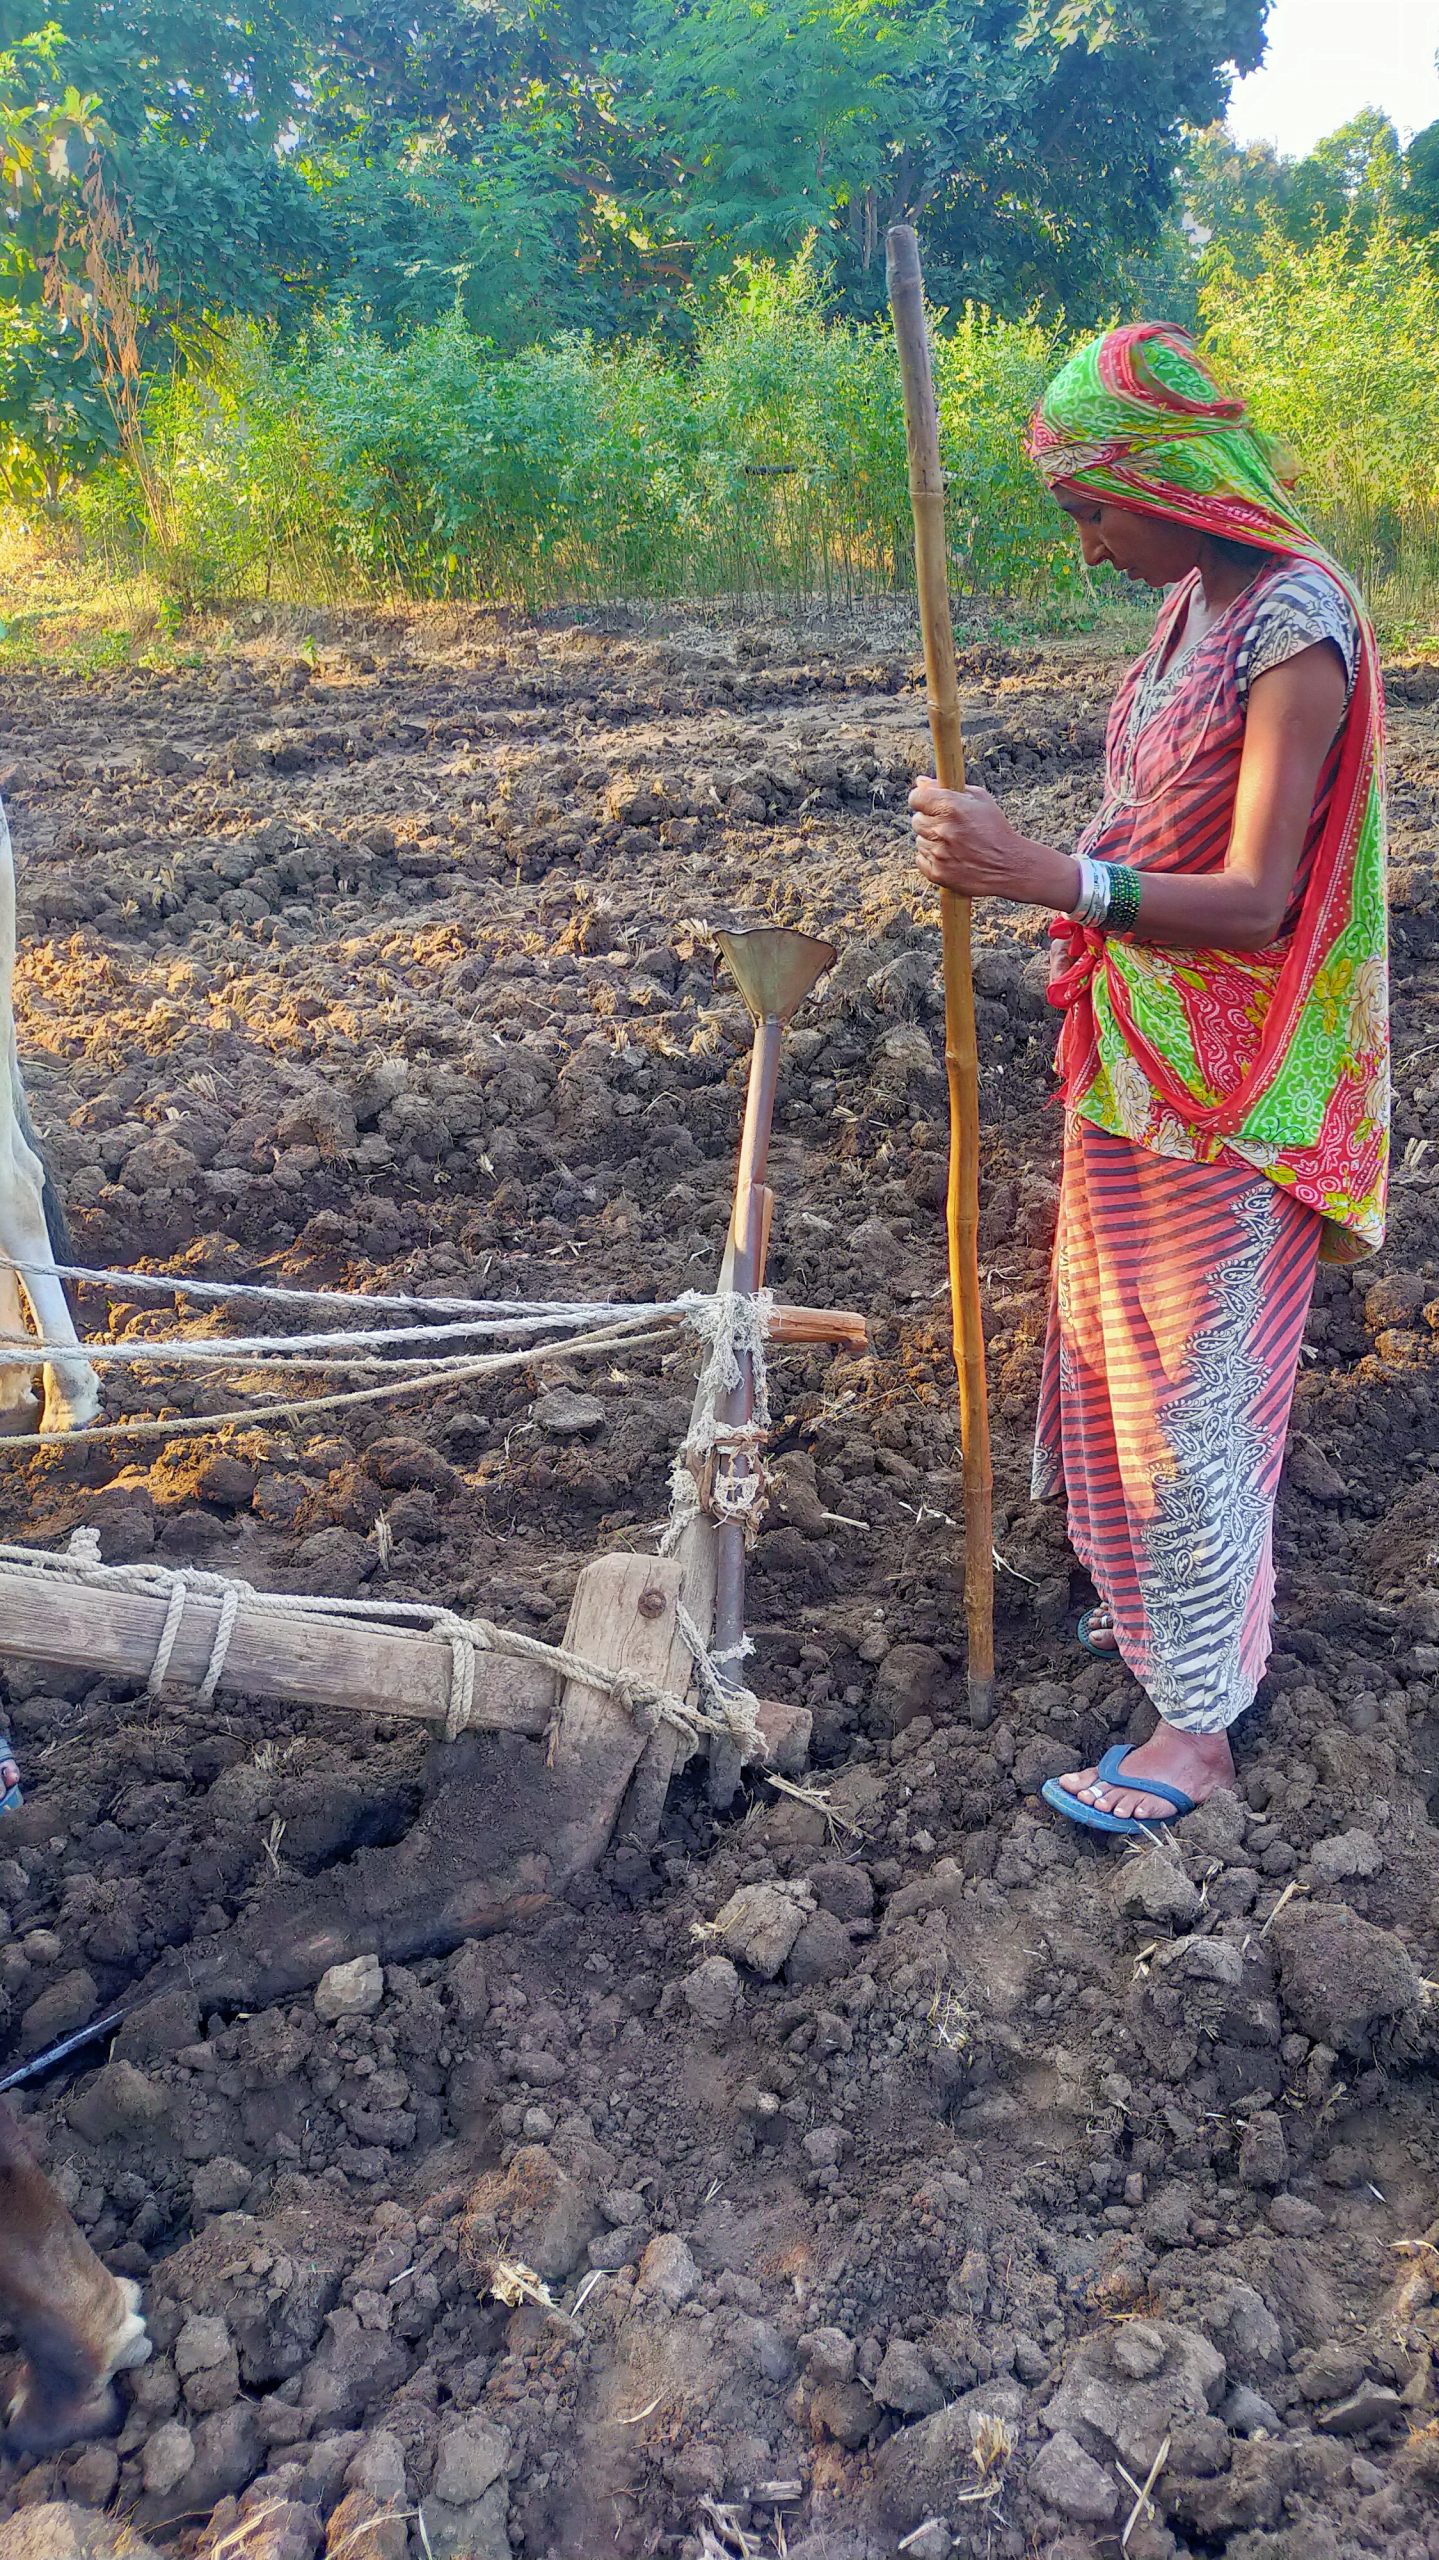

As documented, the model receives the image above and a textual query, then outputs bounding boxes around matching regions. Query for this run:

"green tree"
[917,0,1270,322]
[0,25,114,497]
[1182,124,1291,258]
[616,0,1269,321]
[1,0,1279,364]
[3,0,333,333]
[320,121,594,346]
[0,0,1284,514]
[1285,110,1403,243]
[621,0,933,282]
[1200,214,1439,577]
[1182,108,1439,282]
[1399,116,1439,255]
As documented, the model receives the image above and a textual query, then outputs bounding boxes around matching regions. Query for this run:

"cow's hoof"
[1,2368,122,2459]
[0,2285,148,2459]
[38,1367,101,1435]
[0,1382,41,1437]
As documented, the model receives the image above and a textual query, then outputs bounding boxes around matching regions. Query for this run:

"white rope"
[0,1279,730,1367]
[662,1288,774,1554]
[437,1609,476,1742]
[0,1534,770,1764]
[147,1575,187,1695]
[0,1287,794,1455]
[0,1318,679,1451]
[0,1336,649,1377]
[0,1254,683,1322]
[0,1312,690,1361]
[197,1585,240,1708]
[676,1601,764,1764]
[0,1255,799,1772]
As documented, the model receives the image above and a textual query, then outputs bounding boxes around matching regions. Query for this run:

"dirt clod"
[1270,1899,1426,2049]
[1030,2428,1120,2523]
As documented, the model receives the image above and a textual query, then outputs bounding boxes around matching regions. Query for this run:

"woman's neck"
[1194,536,1269,615]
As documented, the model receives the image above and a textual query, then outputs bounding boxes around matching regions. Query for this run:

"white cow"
[0,795,99,1436]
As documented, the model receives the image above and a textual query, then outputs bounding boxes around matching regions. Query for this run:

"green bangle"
[1102,862,1142,932]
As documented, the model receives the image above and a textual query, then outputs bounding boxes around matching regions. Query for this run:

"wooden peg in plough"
[566,919,850,1841]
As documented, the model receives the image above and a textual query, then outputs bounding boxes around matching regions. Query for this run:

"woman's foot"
[1054,1726,1236,1824]
[1079,1605,1121,1656]
[1,1739,19,1816]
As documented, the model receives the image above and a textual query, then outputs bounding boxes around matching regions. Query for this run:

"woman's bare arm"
[910,641,1348,951]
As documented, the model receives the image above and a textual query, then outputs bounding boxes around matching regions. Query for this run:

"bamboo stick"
[886,223,996,1721]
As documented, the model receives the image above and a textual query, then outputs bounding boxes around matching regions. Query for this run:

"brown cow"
[0,2094,149,2455]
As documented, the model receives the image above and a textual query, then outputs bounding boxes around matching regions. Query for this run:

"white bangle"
[1067,855,1111,927]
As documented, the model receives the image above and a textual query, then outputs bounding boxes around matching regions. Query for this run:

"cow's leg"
[0,2097,149,2455]
[0,1260,41,1435]
[0,1123,101,1434]
[0,797,98,1436]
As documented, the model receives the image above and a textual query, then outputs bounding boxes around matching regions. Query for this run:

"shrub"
[30,232,1439,637]
[1200,218,1439,615]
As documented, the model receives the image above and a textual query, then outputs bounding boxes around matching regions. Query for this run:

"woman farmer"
[909,324,1389,1834]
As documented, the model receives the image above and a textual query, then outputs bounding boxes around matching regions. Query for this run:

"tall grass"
[17,223,1439,641]
[48,256,1093,619]
[1201,218,1439,644]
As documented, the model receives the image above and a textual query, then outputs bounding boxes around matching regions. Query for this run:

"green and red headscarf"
[1026,321,1309,543]
[1026,325,1389,1262]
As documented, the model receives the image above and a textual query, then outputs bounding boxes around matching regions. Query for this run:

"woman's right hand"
[909,777,1076,911]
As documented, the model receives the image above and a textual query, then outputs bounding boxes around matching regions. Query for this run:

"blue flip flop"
[1042,1742,1197,1837]
[1077,1608,1121,1661]
[0,1735,20,1817]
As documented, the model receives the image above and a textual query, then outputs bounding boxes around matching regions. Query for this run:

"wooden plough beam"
[0,1565,556,1735]
[0,930,855,2021]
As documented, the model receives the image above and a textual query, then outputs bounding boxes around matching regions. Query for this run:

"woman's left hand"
[909,776,1073,907]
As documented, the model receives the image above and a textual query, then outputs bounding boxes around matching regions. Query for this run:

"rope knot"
[675,1603,767,1768]
[427,1609,480,1742]
[663,1289,775,1555]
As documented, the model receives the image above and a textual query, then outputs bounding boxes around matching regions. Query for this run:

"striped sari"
[1033,1124,1320,1731]
[1023,325,1388,1736]
[1034,566,1358,1728]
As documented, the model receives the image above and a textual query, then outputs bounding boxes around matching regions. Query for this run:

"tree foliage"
[0,26,113,496]
[1199,214,1439,602]
[4,0,1439,526]
[2,0,1272,356]
[617,0,1269,318]
[1184,107,1439,273]
[57,217,1439,641]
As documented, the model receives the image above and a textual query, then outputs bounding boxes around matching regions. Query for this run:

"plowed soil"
[1,604,1438,2560]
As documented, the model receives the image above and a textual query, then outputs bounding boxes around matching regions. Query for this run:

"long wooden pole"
[886,222,995,1722]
